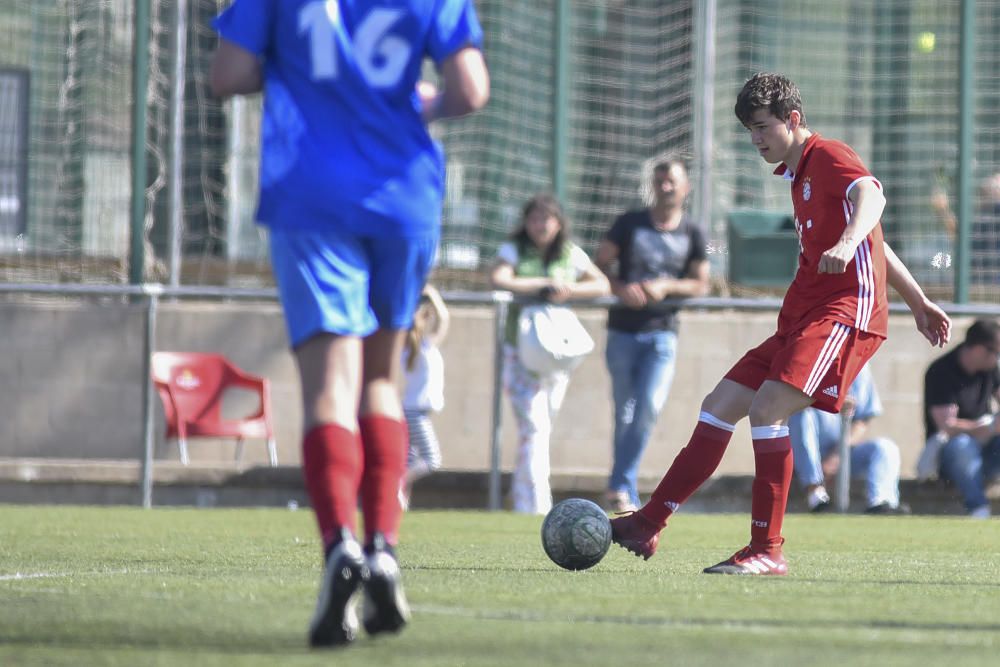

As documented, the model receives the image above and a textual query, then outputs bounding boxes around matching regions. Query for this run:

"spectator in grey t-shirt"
[595,156,710,513]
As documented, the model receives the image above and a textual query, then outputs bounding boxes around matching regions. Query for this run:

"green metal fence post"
[552,0,570,203]
[488,295,510,511]
[955,0,976,304]
[60,3,86,250]
[129,0,151,285]
[693,0,716,234]
[140,284,162,509]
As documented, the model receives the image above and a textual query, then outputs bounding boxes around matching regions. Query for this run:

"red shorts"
[724,319,884,413]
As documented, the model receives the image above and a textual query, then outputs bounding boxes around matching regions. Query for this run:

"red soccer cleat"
[703,541,788,576]
[609,511,661,560]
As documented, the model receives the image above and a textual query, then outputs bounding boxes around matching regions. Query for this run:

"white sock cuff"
[699,411,736,432]
[750,424,790,440]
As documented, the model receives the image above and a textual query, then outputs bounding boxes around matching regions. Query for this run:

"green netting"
[0,2,132,280]
[2,0,1000,300]
[435,1,694,287]
[704,0,1000,299]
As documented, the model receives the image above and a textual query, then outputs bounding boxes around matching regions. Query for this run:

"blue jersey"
[213,0,483,237]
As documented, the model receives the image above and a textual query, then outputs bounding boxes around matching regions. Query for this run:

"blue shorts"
[269,226,438,347]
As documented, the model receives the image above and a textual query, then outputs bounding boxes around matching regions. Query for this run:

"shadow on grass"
[790,576,1000,589]
[0,628,307,656]
[407,564,1000,589]
[413,604,1000,634]
[0,628,384,656]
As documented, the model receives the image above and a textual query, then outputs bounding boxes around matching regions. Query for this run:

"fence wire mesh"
[2,0,999,302]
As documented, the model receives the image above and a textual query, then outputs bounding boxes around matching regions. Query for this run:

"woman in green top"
[489,194,609,514]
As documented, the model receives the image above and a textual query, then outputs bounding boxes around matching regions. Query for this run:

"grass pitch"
[0,505,997,666]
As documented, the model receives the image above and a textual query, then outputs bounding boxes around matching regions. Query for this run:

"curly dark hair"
[734,72,806,127]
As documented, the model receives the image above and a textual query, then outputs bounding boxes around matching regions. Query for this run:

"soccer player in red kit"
[610,72,952,575]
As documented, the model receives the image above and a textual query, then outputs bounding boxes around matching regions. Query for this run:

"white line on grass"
[0,569,131,582]
[0,572,69,581]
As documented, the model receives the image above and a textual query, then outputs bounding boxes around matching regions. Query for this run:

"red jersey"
[773,134,888,338]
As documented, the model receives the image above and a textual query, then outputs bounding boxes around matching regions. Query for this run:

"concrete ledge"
[0,458,305,486]
[0,459,308,508]
[410,471,994,516]
[1,301,980,481]
[0,458,992,516]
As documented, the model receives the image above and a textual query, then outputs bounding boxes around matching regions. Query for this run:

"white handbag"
[516,304,595,375]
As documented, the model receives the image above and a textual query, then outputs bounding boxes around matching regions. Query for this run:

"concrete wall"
[0,299,960,479]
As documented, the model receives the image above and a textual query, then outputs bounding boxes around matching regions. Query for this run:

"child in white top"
[400,284,449,509]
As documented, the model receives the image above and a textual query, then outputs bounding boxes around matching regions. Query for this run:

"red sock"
[302,424,363,550]
[639,421,733,527]
[359,414,408,547]
[749,435,793,549]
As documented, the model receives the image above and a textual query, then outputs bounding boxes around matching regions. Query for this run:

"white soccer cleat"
[309,531,368,648]
[362,533,410,637]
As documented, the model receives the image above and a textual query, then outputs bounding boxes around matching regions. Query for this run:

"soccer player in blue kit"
[209,0,489,647]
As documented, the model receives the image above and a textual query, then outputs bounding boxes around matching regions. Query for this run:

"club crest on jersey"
[802,177,812,201]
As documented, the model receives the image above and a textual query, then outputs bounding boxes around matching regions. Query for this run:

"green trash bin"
[727,210,800,287]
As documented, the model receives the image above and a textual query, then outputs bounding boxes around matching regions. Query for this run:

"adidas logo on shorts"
[822,385,839,398]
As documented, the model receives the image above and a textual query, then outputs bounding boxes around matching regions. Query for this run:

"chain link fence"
[2,0,999,302]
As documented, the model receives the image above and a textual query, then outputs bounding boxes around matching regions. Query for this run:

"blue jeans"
[938,433,1000,511]
[605,329,678,505]
[788,407,901,507]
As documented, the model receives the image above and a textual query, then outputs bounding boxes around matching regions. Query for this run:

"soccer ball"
[541,498,613,571]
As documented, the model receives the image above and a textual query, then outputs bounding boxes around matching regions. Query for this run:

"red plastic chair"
[151,352,277,466]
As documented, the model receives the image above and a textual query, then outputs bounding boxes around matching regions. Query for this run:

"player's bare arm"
[641,259,710,301]
[884,242,952,347]
[817,179,885,274]
[421,47,489,124]
[208,39,262,98]
[595,239,647,308]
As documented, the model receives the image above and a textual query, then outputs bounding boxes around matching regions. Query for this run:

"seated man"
[789,363,909,514]
[917,319,1000,518]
